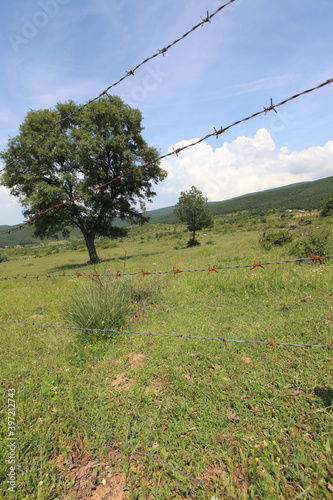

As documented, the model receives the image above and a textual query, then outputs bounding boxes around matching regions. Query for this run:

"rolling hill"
[1,175,332,246]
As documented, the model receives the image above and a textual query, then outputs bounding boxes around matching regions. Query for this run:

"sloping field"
[1,214,332,499]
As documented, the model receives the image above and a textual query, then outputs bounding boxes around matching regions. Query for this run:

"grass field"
[1,213,332,499]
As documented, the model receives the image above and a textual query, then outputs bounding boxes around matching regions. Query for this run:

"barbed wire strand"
[0,0,237,174]
[1,317,331,350]
[0,254,331,282]
[13,384,237,499]
[0,76,332,238]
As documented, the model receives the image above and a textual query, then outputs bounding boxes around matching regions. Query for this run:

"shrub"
[0,252,9,263]
[290,230,332,258]
[259,230,292,250]
[299,218,312,226]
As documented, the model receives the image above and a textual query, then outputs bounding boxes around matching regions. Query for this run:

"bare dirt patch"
[57,454,128,500]
[110,352,145,391]
[111,374,135,390]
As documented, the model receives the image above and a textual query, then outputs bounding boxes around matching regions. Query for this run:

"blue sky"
[0,0,332,225]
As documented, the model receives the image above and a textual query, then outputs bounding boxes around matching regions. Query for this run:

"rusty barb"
[1,255,331,282]
[311,252,325,265]
[250,261,265,270]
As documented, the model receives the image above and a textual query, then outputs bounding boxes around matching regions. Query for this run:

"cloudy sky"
[0,0,332,224]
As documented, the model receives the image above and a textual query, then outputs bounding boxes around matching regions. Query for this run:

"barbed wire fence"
[0,254,331,281]
[0,77,332,237]
[1,316,332,350]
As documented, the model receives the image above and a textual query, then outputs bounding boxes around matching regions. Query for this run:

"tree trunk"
[192,229,196,246]
[83,232,100,263]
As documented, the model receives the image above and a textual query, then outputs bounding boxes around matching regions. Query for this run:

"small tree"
[320,198,333,217]
[174,186,213,247]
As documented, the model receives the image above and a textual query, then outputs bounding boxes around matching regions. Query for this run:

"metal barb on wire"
[158,47,168,56]
[1,255,331,282]
[201,11,212,24]
[214,126,224,138]
[263,98,277,114]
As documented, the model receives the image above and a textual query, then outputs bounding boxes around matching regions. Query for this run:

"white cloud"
[1,128,333,225]
[0,186,24,225]
[160,128,333,202]
[221,74,297,99]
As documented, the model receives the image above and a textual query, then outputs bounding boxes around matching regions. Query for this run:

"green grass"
[1,214,333,499]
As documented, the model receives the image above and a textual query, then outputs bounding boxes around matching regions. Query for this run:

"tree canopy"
[0,96,166,262]
[174,186,213,246]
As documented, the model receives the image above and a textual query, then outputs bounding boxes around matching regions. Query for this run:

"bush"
[299,218,312,226]
[69,240,83,251]
[259,230,292,250]
[290,230,332,258]
[0,252,9,263]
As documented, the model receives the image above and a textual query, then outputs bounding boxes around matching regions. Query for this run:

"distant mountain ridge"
[1,175,332,245]
[141,176,333,223]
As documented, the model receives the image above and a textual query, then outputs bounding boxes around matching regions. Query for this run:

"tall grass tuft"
[63,276,131,341]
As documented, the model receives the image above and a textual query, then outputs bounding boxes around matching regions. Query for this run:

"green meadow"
[0,211,332,499]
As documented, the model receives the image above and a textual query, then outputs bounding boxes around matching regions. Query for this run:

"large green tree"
[174,186,214,246]
[0,96,166,262]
